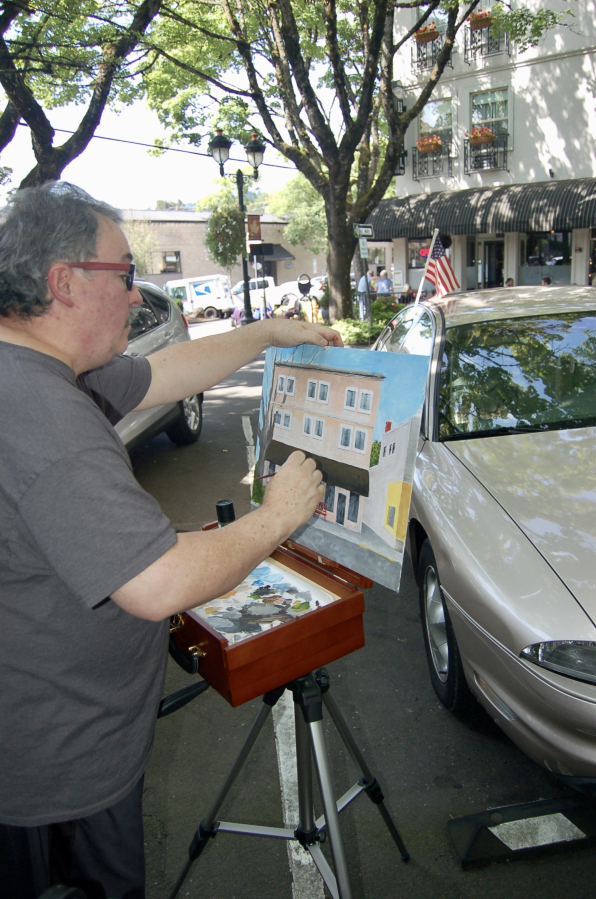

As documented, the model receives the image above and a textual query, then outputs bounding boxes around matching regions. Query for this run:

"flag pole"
[414,228,440,308]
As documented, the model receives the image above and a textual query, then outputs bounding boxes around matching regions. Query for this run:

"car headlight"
[520,641,596,685]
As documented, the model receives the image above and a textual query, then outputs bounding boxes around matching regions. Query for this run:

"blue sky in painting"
[261,345,429,448]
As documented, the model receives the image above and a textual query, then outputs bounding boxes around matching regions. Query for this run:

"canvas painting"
[252,344,429,591]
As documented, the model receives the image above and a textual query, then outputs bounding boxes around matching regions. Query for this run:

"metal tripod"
[169,668,409,899]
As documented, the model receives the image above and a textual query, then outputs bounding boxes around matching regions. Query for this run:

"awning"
[367,178,596,239]
[265,440,369,497]
[248,243,295,261]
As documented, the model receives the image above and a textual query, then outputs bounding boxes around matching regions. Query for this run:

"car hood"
[446,427,596,620]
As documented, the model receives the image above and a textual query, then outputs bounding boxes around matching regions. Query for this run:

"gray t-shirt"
[0,343,178,826]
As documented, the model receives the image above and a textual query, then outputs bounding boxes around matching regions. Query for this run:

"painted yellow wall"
[384,481,412,542]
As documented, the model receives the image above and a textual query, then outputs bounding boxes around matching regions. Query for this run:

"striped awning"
[367,178,596,239]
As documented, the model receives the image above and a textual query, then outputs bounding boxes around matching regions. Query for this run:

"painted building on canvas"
[264,361,413,551]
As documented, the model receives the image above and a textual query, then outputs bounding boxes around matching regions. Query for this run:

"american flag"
[425,235,460,296]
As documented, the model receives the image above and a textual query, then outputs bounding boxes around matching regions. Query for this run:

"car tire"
[203,306,218,319]
[418,539,476,715]
[165,395,203,445]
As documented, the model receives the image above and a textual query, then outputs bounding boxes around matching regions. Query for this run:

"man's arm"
[136,318,343,411]
[111,452,324,620]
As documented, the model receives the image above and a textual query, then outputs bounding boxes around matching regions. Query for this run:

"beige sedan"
[375,286,596,792]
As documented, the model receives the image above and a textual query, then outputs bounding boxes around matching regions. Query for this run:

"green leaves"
[205,204,246,272]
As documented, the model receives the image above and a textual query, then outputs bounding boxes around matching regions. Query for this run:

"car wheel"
[165,395,203,445]
[418,539,476,715]
[203,306,218,319]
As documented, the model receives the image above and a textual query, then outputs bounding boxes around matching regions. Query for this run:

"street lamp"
[208,129,266,324]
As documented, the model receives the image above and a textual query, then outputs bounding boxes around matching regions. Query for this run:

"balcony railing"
[412,143,453,181]
[464,133,508,173]
[411,30,453,72]
[464,25,509,63]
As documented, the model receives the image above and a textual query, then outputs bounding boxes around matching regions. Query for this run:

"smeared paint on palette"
[188,561,336,644]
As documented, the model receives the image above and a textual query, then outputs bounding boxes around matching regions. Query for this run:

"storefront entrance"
[476,239,504,289]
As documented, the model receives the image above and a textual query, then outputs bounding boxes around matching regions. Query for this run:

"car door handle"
[162,330,174,339]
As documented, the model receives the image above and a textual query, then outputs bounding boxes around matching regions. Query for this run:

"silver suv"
[115,280,203,451]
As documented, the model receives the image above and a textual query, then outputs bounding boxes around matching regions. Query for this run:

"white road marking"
[242,416,324,899]
[272,693,325,899]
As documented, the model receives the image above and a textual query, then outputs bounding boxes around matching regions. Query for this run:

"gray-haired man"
[0,182,342,897]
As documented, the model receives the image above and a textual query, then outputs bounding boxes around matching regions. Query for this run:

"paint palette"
[191,561,336,645]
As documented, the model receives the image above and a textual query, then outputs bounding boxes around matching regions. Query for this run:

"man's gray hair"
[0,181,122,319]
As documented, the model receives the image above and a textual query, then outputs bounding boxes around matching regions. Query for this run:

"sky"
[0,101,296,209]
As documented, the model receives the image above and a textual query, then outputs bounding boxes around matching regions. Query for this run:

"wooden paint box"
[170,539,371,707]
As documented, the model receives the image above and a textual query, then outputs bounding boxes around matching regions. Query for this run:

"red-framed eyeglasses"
[67,261,136,291]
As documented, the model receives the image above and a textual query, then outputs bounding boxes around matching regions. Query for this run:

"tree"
[143,0,566,320]
[122,216,159,276]
[267,174,327,255]
[205,205,245,276]
[0,0,162,187]
[196,172,263,212]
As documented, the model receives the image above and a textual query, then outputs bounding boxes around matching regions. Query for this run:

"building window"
[314,418,324,439]
[283,412,292,429]
[347,492,360,523]
[286,377,295,395]
[324,483,335,513]
[162,251,181,273]
[277,375,285,393]
[354,429,367,453]
[303,415,312,436]
[471,87,508,139]
[339,425,352,448]
[518,231,572,286]
[359,390,373,413]
[387,505,396,528]
[318,382,330,403]
[383,446,386,457]
[345,387,357,409]
[307,379,317,400]
[273,410,282,425]
[408,238,433,270]
[419,97,452,147]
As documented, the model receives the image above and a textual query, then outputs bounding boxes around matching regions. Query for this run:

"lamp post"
[208,129,266,325]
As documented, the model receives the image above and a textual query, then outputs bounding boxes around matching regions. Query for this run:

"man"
[541,275,551,286]
[0,182,343,898]
[356,270,373,320]
[505,277,515,287]
[374,269,393,296]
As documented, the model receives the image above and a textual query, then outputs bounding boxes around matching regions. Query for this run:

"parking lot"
[131,325,596,898]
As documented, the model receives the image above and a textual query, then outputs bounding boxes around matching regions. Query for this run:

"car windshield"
[438,311,596,440]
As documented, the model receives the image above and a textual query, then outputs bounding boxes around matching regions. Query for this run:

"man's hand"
[261,451,325,532]
[267,319,344,349]
[111,452,326,621]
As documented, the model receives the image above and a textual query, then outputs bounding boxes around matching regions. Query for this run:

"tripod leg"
[202,700,273,831]
[322,689,409,861]
[310,719,354,899]
[295,705,316,837]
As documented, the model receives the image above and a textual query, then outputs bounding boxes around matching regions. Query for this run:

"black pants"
[0,777,145,899]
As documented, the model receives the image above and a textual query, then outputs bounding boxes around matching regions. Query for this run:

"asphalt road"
[131,320,595,899]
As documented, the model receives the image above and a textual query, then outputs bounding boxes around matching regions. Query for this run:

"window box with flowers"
[416,134,442,154]
[469,9,492,30]
[415,22,438,44]
[466,126,495,146]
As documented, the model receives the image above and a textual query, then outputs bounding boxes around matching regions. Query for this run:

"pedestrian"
[399,283,415,304]
[505,277,515,287]
[374,269,393,296]
[541,276,551,286]
[0,181,343,898]
[357,270,374,320]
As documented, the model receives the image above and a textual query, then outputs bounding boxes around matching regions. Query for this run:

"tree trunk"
[325,198,355,322]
